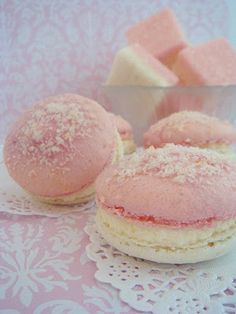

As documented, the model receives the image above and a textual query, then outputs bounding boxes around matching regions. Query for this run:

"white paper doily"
[85,219,236,313]
[0,152,95,217]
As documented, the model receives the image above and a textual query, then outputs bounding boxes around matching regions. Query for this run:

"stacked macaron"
[143,111,236,157]
[4,93,124,205]
[95,144,236,264]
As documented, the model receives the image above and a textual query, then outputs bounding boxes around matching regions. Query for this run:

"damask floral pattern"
[33,300,89,314]
[0,210,136,314]
[0,215,82,307]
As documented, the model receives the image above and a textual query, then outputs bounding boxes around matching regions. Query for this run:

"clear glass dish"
[103,85,236,144]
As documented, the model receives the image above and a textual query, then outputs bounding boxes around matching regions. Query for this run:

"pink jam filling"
[98,199,220,228]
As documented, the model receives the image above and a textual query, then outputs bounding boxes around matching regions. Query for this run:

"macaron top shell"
[143,111,236,148]
[4,93,116,197]
[109,113,133,140]
[96,145,236,226]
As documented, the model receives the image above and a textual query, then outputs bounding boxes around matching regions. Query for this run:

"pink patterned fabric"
[0,1,233,312]
[0,210,133,313]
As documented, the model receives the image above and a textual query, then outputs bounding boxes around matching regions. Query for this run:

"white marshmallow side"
[107,46,173,86]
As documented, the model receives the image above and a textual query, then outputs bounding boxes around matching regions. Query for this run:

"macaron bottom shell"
[96,207,236,264]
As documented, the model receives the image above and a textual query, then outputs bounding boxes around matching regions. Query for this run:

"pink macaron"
[144,111,236,155]
[95,144,236,263]
[4,93,123,205]
[109,113,135,154]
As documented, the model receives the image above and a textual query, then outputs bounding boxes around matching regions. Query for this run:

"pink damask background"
[0,0,232,142]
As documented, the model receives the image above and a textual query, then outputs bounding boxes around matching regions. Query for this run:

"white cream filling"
[122,139,136,154]
[200,144,236,159]
[96,207,236,251]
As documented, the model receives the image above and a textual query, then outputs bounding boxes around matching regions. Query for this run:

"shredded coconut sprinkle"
[13,97,99,168]
[115,144,232,184]
[153,111,231,131]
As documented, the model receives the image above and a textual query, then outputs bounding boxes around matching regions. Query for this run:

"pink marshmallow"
[126,8,187,67]
[173,38,236,86]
